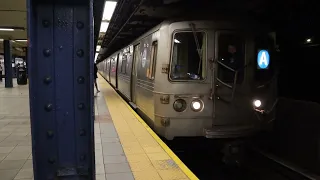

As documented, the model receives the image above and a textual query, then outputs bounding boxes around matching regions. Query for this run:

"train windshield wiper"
[189,23,203,75]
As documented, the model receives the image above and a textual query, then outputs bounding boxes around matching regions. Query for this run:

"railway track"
[165,138,317,180]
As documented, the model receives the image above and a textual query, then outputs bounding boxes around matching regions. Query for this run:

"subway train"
[98,19,278,143]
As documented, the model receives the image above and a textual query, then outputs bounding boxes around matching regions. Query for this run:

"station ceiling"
[0,0,317,59]
[0,0,27,57]
[0,0,106,57]
[96,0,319,63]
[96,0,276,62]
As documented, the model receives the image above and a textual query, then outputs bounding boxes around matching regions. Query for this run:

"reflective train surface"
[98,19,278,141]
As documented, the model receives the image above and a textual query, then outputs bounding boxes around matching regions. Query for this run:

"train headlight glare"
[173,99,187,112]
[191,99,203,112]
[192,101,201,110]
[253,99,262,108]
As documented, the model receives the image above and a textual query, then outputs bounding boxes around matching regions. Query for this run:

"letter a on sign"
[257,50,270,69]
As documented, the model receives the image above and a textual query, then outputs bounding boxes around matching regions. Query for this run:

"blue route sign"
[257,49,270,69]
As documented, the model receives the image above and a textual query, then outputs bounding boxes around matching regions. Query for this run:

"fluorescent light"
[102,1,117,21]
[100,22,109,32]
[0,28,14,31]
[95,53,99,62]
[174,39,181,43]
[100,1,117,33]
[0,39,3,41]
[15,39,27,42]
[15,47,23,52]
[96,45,101,52]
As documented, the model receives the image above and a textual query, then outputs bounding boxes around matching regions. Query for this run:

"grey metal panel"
[101,60,106,79]
[152,22,226,139]
[117,47,132,100]
[135,34,156,119]
[103,60,108,80]
[154,24,214,119]
[131,44,140,103]
[110,55,117,87]
[106,58,110,82]
[118,74,131,100]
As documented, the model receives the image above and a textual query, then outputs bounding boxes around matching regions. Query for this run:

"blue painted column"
[3,40,13,88]
[27,0,95,179]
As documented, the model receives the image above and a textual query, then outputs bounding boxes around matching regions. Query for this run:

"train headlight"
[191,99,203,112]
[253,99,262,108]
[173,99,187,112]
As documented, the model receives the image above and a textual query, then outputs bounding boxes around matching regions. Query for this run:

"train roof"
[100,16,272,61]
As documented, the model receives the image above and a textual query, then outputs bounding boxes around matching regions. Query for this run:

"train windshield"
[170,31,206,81]
[217,33,245,84]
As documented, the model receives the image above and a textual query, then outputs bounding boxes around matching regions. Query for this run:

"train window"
[170,31,206,81]
[147,41,158,80]
[121,54,127,74]
[111,57,116,73]
[217,33,245,84]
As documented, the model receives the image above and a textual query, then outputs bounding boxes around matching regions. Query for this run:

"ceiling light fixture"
[99,1,117,33]
[0,28,14,31]
[0,26,25,31]
[102,1,117,21]
[15,39,28,42]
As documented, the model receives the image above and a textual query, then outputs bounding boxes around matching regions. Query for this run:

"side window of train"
[147,41,158,80]
[121,53,127,74]
[106,60,109,72]
[133,44,141,70]
[217,33,245,84]
[170,31,206,81]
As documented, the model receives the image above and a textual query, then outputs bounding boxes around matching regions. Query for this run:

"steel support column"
[3,40,13,88]
[27,0,95,179]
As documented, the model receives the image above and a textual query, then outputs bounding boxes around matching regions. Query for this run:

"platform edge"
[105,81,199,180]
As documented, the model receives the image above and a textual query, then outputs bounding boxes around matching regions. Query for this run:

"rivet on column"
[47,130,54,138]
[76,21,84,29]
[48,158,55,164]
[80,155,86,161]
[78,103,85,110]
[77,49,84,57]
[44,104,53,112]
[43,76,52,84]
[42,20,50,27]
[77,76,84,84]
[43,49,51,57]
[80,129,86,136]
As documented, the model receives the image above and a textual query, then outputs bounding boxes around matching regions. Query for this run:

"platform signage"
[257,49,270,69]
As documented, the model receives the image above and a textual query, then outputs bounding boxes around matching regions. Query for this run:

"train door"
[213,31,250,126]
[107,59,111,82]
[131,44,140,104]
[116,53,119,88]
[104,60,108,81]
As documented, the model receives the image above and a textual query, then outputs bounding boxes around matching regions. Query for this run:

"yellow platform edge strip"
[99,75,199,180]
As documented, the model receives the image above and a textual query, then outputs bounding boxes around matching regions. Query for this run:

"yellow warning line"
[98,75,199,180]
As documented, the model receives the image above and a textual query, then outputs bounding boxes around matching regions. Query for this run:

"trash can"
[17,67,28,85]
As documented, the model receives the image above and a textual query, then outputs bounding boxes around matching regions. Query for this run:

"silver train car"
[98,19,278,141]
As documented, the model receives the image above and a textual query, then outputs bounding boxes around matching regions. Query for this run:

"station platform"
[0,77,197,180]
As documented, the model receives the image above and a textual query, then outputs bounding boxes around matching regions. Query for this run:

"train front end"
[153,20,277,141]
